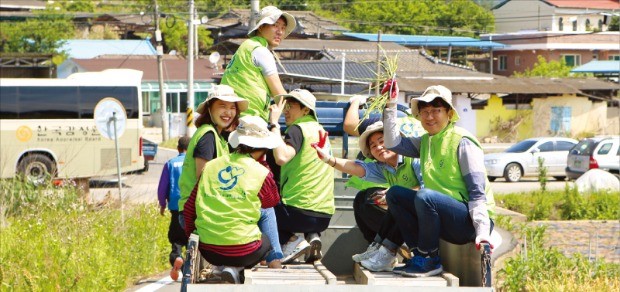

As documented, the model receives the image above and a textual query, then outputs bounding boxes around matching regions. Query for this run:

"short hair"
[417,98,450,111]
[177,136,190,150]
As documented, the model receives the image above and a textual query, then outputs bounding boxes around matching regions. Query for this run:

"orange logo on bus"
[16,126,33,142]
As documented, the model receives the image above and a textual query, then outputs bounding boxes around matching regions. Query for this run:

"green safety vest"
[280,115,335,215]
[195,153,267,245]
[346,116,425,191]
[420,123,495,217]
[381,156,419,189]
[221,36,271,121]
[178,124,228,211]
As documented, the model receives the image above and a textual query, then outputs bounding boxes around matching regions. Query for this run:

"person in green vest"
[220,5,295,121]
[312,121,422,272]
[382,83,496,278]
[178,85,247,217]
[182,115,284,284]
[268,89,335,264]
[343,95,425,245]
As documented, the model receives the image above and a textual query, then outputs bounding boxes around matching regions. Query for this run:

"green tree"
[338,0,494,36]
[0,11,74,55]
[159,18,213,56]
[513,55,573,77]
[609,16,619,31]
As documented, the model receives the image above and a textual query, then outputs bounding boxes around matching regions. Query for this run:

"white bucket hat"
[274,89,318,120]
[410,85,460,122]
[247,6,296,38]
[196,84,248,115]
[229,115,283,149]
[359,121,384,159]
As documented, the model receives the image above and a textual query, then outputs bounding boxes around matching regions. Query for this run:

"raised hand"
[311,130,332,163]
[381,78,399,104]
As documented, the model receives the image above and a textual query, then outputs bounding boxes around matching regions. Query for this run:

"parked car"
[141,138,158,172]
[565,136,620,180]
[484,137,578,182]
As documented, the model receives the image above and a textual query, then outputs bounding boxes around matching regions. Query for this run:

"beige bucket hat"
[274,89,318,120]
[196,84,248,115]
[247,6,296,38]
[359,121,384,159]
[410,85,460,122]
[228,115,283,149]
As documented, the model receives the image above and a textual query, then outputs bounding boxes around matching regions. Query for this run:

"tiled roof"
[278,60,375,84]
[68,57,218,82]
[545,0,620,9]
[397,77,617,95]
[207,9,348,38]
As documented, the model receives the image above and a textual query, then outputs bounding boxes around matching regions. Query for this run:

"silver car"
[565,136,620,180]
[484,137,578,182]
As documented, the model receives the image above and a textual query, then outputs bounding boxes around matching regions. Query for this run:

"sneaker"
[169,257,183,281]
[402,253,443,278]
[352,242,380,262]
[281,235,311,264]
[305,233,322,263]
[221,266,243,284]
[360,246,397,272]
[392,258,412,275]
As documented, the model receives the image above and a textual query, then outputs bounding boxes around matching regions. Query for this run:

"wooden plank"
[245,263,328,285]
[441,272,459,287]
[353,263,451,287]
[313,261,337,285]
[353,263,374,285]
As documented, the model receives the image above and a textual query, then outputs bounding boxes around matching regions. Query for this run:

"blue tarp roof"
[343,32,505,49]
[61,39,157,59]
[571,60,620,74]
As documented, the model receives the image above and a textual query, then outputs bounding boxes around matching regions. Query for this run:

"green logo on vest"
[218,166,245,190]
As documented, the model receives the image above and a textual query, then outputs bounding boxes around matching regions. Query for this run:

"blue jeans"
[386,186,488,253]
[260,208,283,262]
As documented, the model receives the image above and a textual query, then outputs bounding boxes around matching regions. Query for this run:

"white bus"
[0,69,145,184]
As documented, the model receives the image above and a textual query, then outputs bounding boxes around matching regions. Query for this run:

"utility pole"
[154,0,168,141]
[375,30,382,97]
[186,0,196,136]
[250,0,260,29]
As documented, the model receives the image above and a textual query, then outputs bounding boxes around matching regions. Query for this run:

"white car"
[484,137,578,182]
[565,136,620,180]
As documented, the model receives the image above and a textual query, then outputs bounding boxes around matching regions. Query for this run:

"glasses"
[283,101,300,111]
[417,108,445,118]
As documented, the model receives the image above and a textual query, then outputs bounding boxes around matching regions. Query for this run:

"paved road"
[90,147,570,205]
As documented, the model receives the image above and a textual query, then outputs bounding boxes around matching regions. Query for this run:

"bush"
[495,187,619,221]
[497,225,620,291]
[0,179,170,291]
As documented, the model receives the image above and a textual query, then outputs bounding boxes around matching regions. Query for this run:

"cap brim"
[358,125,384,159]
[247,12,296,38]
[274,93,318,120]
[410,95,460,122]
[228,131,283,149]
[197,96,249,114]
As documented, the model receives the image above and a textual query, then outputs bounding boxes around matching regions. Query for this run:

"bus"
[0,69,145,184]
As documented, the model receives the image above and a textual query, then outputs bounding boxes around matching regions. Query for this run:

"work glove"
[349,95,367,105]
[381,78,399,104]
[311,130,332,163]
[475,234,494,252]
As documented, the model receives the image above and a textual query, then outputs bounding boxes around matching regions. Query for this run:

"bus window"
[0,86,18,119]
[19,87,79,119]
[79,87,139,119]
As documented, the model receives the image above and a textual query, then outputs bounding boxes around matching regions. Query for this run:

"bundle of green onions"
[359,48,399,127]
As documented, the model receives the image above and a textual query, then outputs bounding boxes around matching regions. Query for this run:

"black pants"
[274,204,331,244]
[168,210,188,266]
[199,234,272,268]
[353,187,404,248]
[353,187,388,243]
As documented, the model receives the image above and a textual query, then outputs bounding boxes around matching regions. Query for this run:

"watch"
[268,123,280,130]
